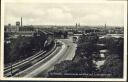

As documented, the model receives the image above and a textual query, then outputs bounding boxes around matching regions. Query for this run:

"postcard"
[0,0,127,81]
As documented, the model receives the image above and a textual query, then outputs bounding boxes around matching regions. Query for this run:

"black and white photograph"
[0,0,127,81]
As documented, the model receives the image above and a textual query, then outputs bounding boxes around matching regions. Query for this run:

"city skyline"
[4,2,125,26]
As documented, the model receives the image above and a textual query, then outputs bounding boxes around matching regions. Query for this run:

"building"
[4,25,18,33]
[16,21,20,27]
[4,17,35,37]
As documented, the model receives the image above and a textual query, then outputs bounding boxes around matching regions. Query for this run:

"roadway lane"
[58,39,77,61]
[24,38,77,77]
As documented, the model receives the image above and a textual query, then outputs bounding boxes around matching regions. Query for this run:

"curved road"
[24,38,77,77]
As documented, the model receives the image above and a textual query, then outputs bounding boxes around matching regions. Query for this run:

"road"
[57,38,77,61]
[24,38,77,77]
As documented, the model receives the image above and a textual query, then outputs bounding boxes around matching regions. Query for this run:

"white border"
[1,0,4,80]
[1,0,127,81]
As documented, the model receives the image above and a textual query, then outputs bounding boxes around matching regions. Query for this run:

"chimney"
[21,17,22,27]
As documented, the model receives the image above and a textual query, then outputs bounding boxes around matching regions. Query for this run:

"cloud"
[43,8,73,24]
[75,3,124,26]
[4,3,74,25]
[4,2,124,26]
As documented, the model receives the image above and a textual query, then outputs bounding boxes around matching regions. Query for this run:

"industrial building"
[4,17,35,37]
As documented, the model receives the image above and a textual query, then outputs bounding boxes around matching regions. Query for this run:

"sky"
[4,1,125,26]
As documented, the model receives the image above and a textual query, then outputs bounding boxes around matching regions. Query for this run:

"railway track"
[4,50,45,70]
[4,43,57,77]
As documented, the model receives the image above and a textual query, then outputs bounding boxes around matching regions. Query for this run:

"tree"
[100,55,123,78]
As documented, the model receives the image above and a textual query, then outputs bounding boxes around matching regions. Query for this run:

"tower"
[75,23,78,31]
[76,23,77,28]
[16,21,20,32]
[104,24,107,34]
[105,24,106,29]
[16,21,20,27]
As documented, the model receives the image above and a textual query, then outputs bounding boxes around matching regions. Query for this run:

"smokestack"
[21,17,22,27]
